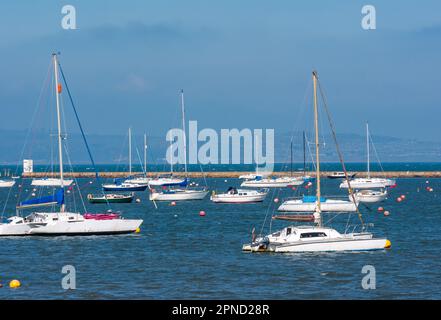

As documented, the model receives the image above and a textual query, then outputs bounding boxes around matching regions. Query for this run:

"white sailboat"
[353,189,387,203]
[211,187,268,203]
[243,71,390,253]
[103,128,149,191]
[149,90,208,201]
[340,123,395,189]
[0,53,143,236]
[125,133,151,185]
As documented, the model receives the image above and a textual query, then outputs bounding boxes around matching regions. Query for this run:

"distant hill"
[0,129,439,165]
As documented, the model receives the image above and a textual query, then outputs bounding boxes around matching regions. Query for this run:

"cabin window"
[300,232,327,238]
[53,218,58,221]
[69,217,74,220]
[16,220,23,224]
[286,228,292,235]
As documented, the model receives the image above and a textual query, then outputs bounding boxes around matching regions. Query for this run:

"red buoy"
[170,201,176,206]
[396,197,402,202]
[400,195,406,199]
[274,198,279,203]
[384,210,390,216]
[199,210,206,217]
[377,206,384,212]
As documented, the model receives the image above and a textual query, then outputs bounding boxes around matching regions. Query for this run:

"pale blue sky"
[0,0,440,141]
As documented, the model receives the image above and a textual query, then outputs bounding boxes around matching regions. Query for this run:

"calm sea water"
[0,174,440,299]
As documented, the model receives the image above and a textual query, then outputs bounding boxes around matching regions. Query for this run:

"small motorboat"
[327,172,356,179]
[87,193,134,204]
[352,189,387,203]
[211,187,268,203]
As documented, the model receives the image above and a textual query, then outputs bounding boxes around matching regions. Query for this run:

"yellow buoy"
[384,240,392,249]
[135,228,141,233]
[9,279,21,288]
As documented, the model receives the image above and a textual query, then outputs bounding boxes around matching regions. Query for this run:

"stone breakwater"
[21,171,441,178]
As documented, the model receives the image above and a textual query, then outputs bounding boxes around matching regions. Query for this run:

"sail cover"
[17,188,64,209]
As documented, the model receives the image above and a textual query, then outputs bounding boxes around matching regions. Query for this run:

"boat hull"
[0,180,16,188]
[31,178,74,187]
[150,190,208,201]
[340,178,396,189]
[102,185,148,191]
[353,191,387,203]
[211,194,267,203]
[277,199,357,212]
[241,179,303,188]
[28,219,143,236]
[87,195,134,203]
[244,238,389,253]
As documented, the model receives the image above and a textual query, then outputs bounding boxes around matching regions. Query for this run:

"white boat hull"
[211,192,267,203]
[277,199,357,212]
[243,226,391,253]
[0,180,16,187]
[28,219,142,236]
[148,178,186,186]
[31,178,74,187]
[340,178,395,189]
[149,189,208,201]
[353,190,387,203]
[0,221,32,236]
[252,238,390,253]
[241,178,303,188]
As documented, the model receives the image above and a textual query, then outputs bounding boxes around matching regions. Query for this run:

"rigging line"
[58,63,99,182]
[58,61,112,209]
[2,60,53,217]
[369,133,385,174]
[316,77,365,229]
[63,138,87,213]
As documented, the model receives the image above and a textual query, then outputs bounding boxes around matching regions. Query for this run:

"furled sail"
[17,189,64,209]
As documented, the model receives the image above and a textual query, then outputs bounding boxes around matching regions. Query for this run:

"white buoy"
[135,198,141,203]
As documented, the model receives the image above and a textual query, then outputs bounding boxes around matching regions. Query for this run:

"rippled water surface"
[1,177,440,299]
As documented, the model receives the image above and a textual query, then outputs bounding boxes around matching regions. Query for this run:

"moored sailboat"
[243,71,390,253]
[149,90,208,201]
[0,53,143,236]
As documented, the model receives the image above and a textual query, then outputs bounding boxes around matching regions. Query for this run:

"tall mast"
[290,140,293,176]
[144,133,147,175]
[366,122,370,178]
[53,53,65,212]
[180,90,188,174]
[303,131,306,175]
[312,71,321,226]
[128,127,132,175]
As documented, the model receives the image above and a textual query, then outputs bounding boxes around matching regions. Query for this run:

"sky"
[0,0,440,142]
